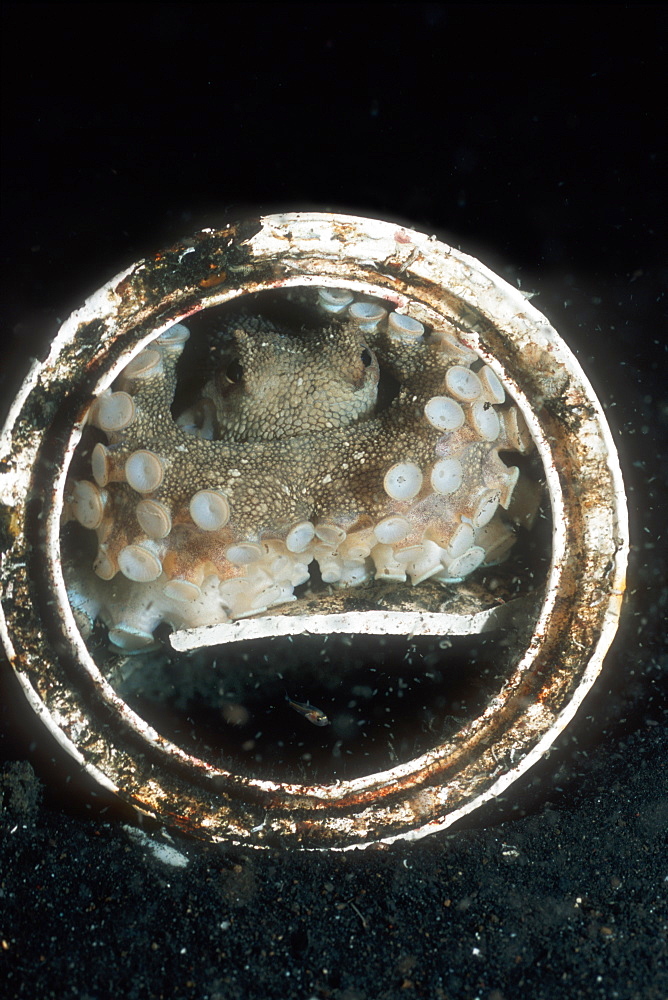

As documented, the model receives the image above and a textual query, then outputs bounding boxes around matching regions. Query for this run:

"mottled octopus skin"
[65,297,533,649]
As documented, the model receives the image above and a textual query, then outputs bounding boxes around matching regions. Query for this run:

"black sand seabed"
[1,5,666,998]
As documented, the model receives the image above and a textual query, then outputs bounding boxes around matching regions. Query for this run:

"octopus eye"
[360,347,373,367]
[225,359,244,384]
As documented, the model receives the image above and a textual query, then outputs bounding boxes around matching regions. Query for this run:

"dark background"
[1,4,666,999]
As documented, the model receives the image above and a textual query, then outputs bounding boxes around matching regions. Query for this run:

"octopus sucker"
[88,389,136,433]
[117,540,164,583]
[189,489,230,531]
[135,498,172,539]
[63,290,541,649]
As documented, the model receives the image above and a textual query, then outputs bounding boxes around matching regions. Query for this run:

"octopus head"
[201,318,379,442]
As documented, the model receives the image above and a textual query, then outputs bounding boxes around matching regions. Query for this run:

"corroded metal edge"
[0,213,628,849]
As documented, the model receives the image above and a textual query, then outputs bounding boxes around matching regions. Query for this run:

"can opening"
[60,282,549,786]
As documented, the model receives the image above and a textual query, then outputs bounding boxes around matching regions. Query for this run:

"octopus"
[63,289,536,650]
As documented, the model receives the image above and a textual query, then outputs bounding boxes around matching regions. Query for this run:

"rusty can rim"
[0,213,628,849]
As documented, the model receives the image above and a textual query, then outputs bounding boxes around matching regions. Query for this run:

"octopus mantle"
[64,292,534,650]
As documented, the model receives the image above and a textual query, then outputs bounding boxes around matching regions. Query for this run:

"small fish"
[285,694,330,727]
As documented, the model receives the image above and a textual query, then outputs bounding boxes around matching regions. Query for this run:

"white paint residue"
[122,825,190,868]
